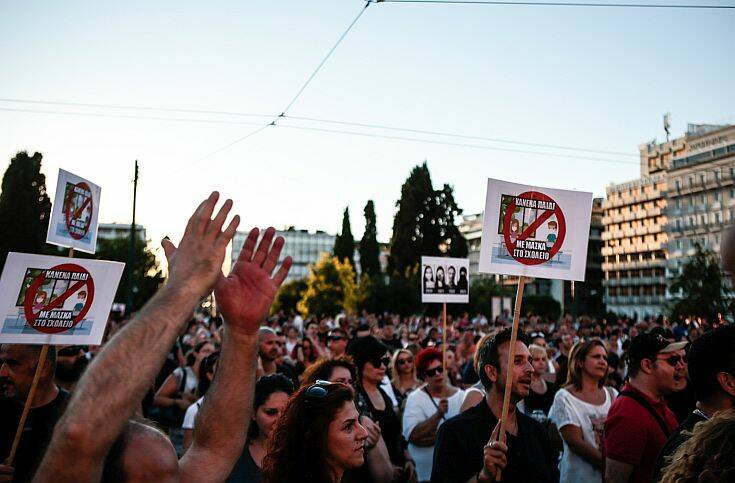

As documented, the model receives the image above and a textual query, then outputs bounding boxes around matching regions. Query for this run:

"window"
[675,199,681,209]
[715,212,721,224]
[675,179,681,191]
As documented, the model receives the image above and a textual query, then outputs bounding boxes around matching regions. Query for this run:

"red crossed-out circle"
[503,191,566,266]
[63,182,94,240]
[23,263,95,334]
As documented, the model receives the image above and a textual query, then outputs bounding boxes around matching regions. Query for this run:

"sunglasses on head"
[424,365,444,377]
[370,356,390,368]
[305,379,337,402]
[656,355,685,367]
[328,335,346,342]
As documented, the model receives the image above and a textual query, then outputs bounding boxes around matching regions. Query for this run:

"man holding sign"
[431,329,558,482]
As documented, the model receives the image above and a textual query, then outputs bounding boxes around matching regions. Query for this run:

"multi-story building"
[564,198,605,317]
[666,124,735,286]
[97,223,146,241]
[459,213,484,278]
[231,227,335,283]
[602,141,672,318]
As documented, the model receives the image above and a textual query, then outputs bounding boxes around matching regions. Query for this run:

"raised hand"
[215,227,292,336]
[162,192,239,297]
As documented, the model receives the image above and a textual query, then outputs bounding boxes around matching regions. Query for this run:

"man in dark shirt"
[0,344,69,483]
[431,328,559,482]
[652,324,735,482]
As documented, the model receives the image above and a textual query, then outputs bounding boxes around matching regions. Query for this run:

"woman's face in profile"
[325,401,368,473]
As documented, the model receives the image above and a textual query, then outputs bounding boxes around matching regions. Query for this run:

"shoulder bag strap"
[423,386,446,421]
[619,390,671,438]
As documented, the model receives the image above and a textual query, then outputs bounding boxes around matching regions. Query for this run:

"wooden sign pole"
[495,276,527,481]
[442,302,447,370]
[8,247,74,465]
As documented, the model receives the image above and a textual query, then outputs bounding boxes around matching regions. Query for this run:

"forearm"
[365,437,393,483]
[34,284,199,482]
[567,438,602,469]
[409,413,442,446]
[180,328,258,481]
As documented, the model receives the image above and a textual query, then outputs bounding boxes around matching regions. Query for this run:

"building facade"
[97,223,146,241]
[602,173,670,318]
[666,124,735,287]
[231,227,335,283]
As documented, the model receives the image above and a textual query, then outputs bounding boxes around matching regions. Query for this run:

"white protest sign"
[0,253,124,345]
[421,256,470,303]
[479,179,593,281]
[46,169,102,254]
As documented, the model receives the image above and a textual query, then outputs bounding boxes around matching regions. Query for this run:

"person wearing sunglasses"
[349,336,416,482]
[262,381,369,482]
[403,348,463,482]
[604,332,687,483]
[327,329,349,359]
[391,349,420,411]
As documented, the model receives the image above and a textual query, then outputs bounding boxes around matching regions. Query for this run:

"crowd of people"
[0,193,734,483]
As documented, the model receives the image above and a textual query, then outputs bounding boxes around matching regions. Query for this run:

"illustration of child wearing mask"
[546,220,558,249]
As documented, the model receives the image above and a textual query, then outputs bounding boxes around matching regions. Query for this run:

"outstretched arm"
[180,227,292,482]
[33,192,238,483]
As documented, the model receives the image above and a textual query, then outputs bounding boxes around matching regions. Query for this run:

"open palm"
[215,227,292,336]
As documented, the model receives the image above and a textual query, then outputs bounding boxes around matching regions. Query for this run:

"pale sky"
[2,0,734,260]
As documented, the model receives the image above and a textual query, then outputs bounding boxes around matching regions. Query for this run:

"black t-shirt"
[651,410,708,483]
[357,385,405,466]
[226,444,262,483]
[431,399,559,483]
[0,388,70,483]
[523,381,558,416]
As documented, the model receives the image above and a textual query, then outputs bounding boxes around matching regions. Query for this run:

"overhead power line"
[285,115,636,157]
[277,123,639,165]
[378,0,735,8]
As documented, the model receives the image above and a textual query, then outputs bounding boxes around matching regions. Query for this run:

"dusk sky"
[2,0,733,257]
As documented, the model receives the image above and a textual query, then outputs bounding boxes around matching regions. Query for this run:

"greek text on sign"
[46,169,102,254]
[479,179,592,281]
[0,253,124,345]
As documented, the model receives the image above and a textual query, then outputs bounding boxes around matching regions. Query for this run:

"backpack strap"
[618,390,671,438]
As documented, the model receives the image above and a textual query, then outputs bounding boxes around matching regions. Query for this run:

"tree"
[298,254,357,317]
[272,278,308,315]
[359,200,381,277]
[333,207,355,271]
[0,151,52,271]
[388,162,467,275]
[522,294,562,322]
[468,277,504,317]
[75,236,164,312]
[669,243,733,322]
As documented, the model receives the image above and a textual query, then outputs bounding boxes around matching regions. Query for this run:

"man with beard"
[0,344,68,482]
[54,345,88,392]
[431,328,558,482]
[258,327,297,386]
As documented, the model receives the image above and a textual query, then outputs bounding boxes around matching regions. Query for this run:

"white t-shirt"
[402,387,465,482]
[172,366,199,396]
[548,386,618,483]
[182,396,204,430]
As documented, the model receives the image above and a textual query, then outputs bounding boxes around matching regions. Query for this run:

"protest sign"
[0,252,124,345]
[46,169,102,254]
[479,178,593,281]
[421,256,470,304]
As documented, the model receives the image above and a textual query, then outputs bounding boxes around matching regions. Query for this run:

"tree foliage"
[0,151,52,271]
[298,254,357,317]
[669,243,733,322]
[272,278,308,315]
[333,207,355,271]
[388,162,467,275]
[75,235,164,312]
[522,294,562,322]
[359,200,381,277]
[468,277,504,317]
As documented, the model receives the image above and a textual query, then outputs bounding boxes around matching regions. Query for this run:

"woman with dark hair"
[422,265,434,293]
[548,339,617,482]
[292,336,320,376]
[182,351,219,450]
[348,337,416,481]
[227,374,294,482]
[262,382,369,483]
